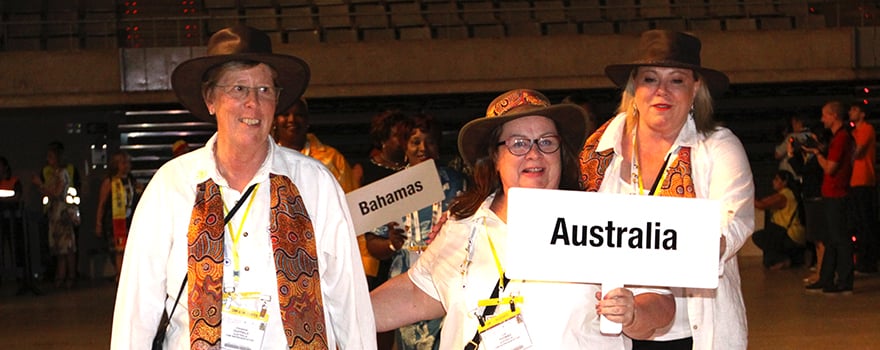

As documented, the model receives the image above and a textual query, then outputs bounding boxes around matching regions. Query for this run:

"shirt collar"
[195,133,274,190]
[597,112,700,155]
[466,192,504,225]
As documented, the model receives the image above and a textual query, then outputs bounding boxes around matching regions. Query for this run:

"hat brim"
[605,63,729,96]
[458,104,594,167]
[171,52,310,122]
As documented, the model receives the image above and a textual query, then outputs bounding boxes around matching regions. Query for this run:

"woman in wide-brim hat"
[171,25,309,123]
[579,30,754,350]
[111,25,376,350]
[372,89,675,348]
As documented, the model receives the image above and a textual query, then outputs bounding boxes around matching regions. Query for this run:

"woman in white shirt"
[372,88,675,349]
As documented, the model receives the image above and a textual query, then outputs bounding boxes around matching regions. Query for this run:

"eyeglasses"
[496,135,561,156]
[214,84,281,102]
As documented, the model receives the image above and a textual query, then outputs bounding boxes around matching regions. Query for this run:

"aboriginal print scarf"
[579,120,696,198]
[187,174,328,349]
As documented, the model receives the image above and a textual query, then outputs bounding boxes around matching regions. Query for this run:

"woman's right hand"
[386,222,407,251]
[595,288,635,327]
[365,222,407,260]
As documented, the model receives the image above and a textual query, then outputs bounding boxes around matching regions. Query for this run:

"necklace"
[370,154,403,171]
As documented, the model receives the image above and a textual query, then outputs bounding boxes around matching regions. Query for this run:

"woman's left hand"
[595,287,635,327]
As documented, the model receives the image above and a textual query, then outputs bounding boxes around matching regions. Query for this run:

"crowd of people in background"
[1,24,879,350]
[759,99,879,296]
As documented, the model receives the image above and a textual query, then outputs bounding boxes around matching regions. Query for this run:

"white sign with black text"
[346,159,444,235]
[505,187,722,333]
[506,187,721,288]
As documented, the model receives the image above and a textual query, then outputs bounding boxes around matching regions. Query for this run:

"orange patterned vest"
[579,120,696,198]
[187,174,328,349]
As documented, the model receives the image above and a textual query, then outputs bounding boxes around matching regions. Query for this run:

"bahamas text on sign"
[358,181,424,215]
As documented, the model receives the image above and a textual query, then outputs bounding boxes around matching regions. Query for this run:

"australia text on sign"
[505,187,721,289]
[550,218,679,250]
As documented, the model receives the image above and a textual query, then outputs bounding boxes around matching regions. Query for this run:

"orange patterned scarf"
[579,120,695,198]
[187,174,328,349]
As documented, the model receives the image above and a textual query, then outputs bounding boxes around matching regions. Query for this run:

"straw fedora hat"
[458,89,593,167]
[171,24,310,122]
[604,30,729,96]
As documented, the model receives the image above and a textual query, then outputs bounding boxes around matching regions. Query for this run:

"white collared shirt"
[111,134,376,350]
[593,113,755,349]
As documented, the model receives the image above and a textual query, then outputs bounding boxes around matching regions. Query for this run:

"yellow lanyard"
[485,225,504,291]
[631,128,673,196]
[477,220,523,307]
[221,183,260,287]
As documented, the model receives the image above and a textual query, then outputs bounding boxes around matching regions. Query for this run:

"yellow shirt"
[771,188,805,244]
[301,133,358,193]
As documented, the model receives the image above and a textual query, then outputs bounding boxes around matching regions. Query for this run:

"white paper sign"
[346,159,444,235]
[505,187,721,289]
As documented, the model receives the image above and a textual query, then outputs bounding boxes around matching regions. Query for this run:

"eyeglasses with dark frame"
[496,135,561,156]
[214,84,282,102]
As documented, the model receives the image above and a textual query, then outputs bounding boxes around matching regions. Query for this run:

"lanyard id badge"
[474,231,532,350]
[477,307,533,350]
[221,293,271,350]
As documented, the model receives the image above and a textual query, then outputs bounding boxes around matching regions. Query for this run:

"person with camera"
[783,113,825,283]
[803,101,855,295]
[775,114,816,179]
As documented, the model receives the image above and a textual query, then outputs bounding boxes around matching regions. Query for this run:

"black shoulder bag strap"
[152,183,257,350]
[464,273,510,350]
[783,200,799,230]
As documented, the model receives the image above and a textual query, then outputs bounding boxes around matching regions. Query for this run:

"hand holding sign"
[505,187,721,334]
[386,222,407,251]
[597,282,628,334]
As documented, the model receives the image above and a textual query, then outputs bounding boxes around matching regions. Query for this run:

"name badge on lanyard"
[221,293,271,350]
[477,298,532,350]
[476,231,533,350]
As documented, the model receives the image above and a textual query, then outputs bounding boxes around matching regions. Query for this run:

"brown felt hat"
[605,30,729,96]
[458,89,593,167]
[171,24,310,122]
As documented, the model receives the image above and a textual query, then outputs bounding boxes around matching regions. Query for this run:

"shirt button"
[243,232,249,237]
[693,325,699,330]
[244,266,250,271]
